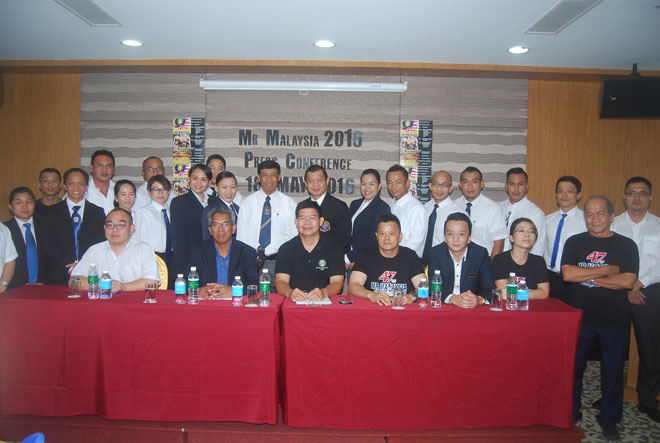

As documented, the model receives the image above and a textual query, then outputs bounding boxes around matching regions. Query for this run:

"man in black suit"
[4,187,41,289]
[188,205,258,299]
[39,168,106,285]
[303,165,351,251]
[428,212,495,308]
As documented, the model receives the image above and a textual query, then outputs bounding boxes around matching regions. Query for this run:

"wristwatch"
[1,280,8,287]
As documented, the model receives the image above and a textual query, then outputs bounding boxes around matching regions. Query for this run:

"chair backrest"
[155,254,168,289]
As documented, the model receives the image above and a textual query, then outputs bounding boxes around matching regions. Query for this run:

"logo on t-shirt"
[379,271,397,283]
[316,259,327,271]
[586,251,607,264]
[320,221,330,232]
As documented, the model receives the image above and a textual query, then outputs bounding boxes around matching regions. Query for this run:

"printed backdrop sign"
[400,120,433,202]
[172,117,205,196]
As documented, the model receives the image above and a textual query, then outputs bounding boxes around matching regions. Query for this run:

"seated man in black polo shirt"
[275,200,345,302]
[348,213,426,306]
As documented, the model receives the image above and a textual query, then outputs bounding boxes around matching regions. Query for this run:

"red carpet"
[0,414,583,443]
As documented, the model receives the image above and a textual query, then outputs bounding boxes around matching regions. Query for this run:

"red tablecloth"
[0,285,283,423]
[282,297,582,430]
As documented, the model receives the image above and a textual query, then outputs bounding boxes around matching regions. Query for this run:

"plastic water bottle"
[174,274,186,304]
[232,276,243,307]
[506,272,517,310]
[187,266,199,305]
[431,270,442,308]
[417,278,429,308]
[259,269,270,307]
[517,277,529,311]
[99,270,112,299]
[87,263,99,299]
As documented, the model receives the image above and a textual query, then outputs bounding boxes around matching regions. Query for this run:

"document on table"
[295,297,332,306]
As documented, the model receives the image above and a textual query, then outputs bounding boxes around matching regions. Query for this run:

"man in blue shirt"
[188,205,258,299]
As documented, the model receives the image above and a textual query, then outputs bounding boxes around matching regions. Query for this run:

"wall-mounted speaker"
[600,78,660,118]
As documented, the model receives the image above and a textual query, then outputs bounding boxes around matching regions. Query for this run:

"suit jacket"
[345,196,391,263]
[305,194,351,251]
[187,239,259,287]
[39,200,106,285]
[428,242,495,300]
[3,218,44,289]
[171,191,221,277]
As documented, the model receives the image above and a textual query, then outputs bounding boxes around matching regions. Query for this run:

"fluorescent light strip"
[200,80,407,93]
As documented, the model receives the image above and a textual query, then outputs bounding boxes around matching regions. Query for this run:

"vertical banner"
[172,118,206,196]
[400,120,433,202]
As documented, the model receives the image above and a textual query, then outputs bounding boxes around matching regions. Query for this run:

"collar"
[15,216,34,226]
[215,239,232,259]
[624,210,649,225]
[66,197,86,210]
[561,205,581,217]
[507,196,529,209]
[258,188,279,200]
[450,247,468,265]
[393,192,413,205]
[312,193,327,207]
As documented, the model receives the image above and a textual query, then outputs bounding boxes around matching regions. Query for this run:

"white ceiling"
[2,0,660,71]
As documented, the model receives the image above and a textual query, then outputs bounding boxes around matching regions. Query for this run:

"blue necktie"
[71,205,82,260]
[162,208,173,266]
[550,213,567,269]
[23,222,38,284]
[422,203,438,265]
[231,202,240,221]
[466,202,472,216]
[259,196,271,248]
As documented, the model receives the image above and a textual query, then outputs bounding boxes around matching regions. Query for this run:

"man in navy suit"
[4,187,41,289]
[39,168,106,285]
[188,205,258,299]
[428,212,495,308]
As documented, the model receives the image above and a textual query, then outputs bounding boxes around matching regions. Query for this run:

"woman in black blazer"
[345,169,391,270]
[170,164,220,278]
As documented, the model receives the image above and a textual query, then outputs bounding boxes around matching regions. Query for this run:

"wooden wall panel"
[0,73,80,220]
[527,79,660,215]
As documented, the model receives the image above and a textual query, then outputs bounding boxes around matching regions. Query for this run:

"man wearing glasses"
[422,170,465,265]
[134,156,170,210]
[71,208,159,293]
[611,177,660,423]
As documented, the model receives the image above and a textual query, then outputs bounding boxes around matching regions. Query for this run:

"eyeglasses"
[104,222,128,231]
[513,228,537,236]
[430,182,452,188]
[211,222,232,228]
[150,187,170,194]
[625,191,650,198]
[145,167,165,173]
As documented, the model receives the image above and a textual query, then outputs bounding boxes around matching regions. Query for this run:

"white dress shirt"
[499,196,547,256]
[423,198,466,249]
[66,197,87,219]
[134,201,170,254]
[0,223,18,266]
[236,189,297,256]
[612,211,660,287]
[134,182,175,211]
[444,250,468,303]
[14,216,37,247]
[86,178,115,215]
[72,238,159,283]
[544,206,586,273]
[390,192,427,258]
[454,194,507,254]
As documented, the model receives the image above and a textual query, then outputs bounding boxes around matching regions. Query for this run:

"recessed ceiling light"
[507,46,529,55]
[314,40,336,48]
[121,39,143,47]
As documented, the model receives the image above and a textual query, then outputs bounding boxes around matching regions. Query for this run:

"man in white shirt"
[86,149,116,214]
[71,208,159,293]
[134,156,172,210]
[0,223,17,293]
[611,176,660,423]
[236,160,297,279]
[544,176,587,304]
[386,164,427,258]
[499,167,546,257]
[454,166,507,257]
[422,170,465,265]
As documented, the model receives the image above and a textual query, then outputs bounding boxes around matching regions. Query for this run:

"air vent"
[525,0,602,35]
[54,0,121,27]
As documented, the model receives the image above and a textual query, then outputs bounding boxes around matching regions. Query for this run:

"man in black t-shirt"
[349,213,426,306]
[562,195,638,440]
[275,200,345,302]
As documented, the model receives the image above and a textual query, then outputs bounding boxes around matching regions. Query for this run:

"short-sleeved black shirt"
[492,252,549,290]
[561,232,639,326]
[275,235,345,292]
[353,245,425,295]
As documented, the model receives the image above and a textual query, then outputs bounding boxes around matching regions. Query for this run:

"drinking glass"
[490,289,503,311]
[68,277,81,298]
[144,281,158,303]
[246,285,258,307]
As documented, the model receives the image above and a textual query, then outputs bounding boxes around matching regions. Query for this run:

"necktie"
[466,202,472,217]
[162,208,173,266]
[23,222,38,284]
[259,196,272,249]
[505,210,512,228]
[422,203,438,264]
[550,213,567,269]
[231,202,240,220]
[72,205,82,260]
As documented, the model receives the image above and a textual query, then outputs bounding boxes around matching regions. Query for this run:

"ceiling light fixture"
[121,39,143,47]
[507,46,529,55]
[199,79,407,93]
[314,40,336,48]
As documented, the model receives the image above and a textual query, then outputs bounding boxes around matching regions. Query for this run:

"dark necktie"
[422,203,438,265]
[550,213,567,269]
[231,202,240,221]
[72,205,82,260]
[505,210,512,228]
[259,196,271,248]
[465,202,472,217]
[162,208,173,266]
[23,222,38,284]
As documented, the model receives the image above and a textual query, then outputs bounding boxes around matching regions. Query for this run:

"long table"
[282,297,582,430]
[0,285,283,423]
